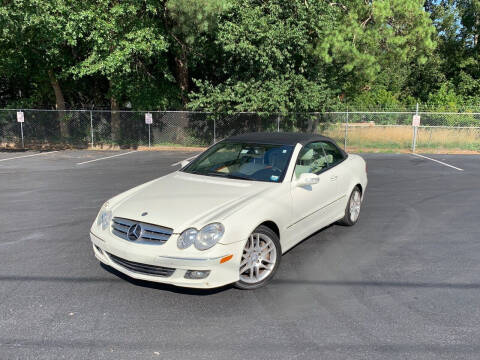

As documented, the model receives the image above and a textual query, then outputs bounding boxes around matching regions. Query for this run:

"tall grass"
[323,124,480,152]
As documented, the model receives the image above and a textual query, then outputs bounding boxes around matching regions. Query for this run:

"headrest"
[300,148,314,161]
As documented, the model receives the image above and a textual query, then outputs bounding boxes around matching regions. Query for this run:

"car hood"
[111,171,275,232]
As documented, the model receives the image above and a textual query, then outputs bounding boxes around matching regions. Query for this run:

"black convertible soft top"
[226,132,335,146]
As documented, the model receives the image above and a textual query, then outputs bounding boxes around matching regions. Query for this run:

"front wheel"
[340,186,362,226]
[234,225,281,290]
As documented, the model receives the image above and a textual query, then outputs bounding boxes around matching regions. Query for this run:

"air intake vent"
[107,252,175,277]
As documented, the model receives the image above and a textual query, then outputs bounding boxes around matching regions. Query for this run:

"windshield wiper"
[193,171,252,181]
[224,173,253,181]
[204,171,228,178]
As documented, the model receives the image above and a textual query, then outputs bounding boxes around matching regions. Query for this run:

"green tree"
[189,0,337,115]
[164,0,229,105]
[71,0,171,141]
[318,0,437,99]
[0,0,474,115]
[455,0,480,104]
[427,82,463,111]
[0,0,78,137]
[457,0,480,47]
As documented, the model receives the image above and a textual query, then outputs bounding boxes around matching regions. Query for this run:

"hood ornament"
[141,212,148,216]
[127,223,142,241]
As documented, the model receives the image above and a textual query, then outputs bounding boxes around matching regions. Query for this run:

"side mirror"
[295,173,319,187]
[180,160,191,168]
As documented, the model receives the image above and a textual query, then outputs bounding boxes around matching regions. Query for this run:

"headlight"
[177,228,198,249]
[177,223,225,251]
[195,223,225,250]
[96,203,112,230]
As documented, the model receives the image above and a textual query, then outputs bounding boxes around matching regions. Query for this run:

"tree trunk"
[308,113,320,134]
[475,15,479,47]
[175,46,189,106]
[48,70,69,139]
[174,47,189,143]
[110,95,121,144]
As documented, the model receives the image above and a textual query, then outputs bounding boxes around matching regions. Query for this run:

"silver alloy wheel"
[349,190,361,222]
[239,232,277,284]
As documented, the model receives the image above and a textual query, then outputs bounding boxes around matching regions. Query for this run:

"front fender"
[346,154,368,199]
[218,184,291,245]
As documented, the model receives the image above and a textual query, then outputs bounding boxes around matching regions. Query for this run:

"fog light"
[184,270,210,280]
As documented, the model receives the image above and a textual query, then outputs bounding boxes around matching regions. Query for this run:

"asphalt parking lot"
[1,149,479,359]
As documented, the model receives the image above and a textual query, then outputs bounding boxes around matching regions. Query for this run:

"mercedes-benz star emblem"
[127,223,142,241]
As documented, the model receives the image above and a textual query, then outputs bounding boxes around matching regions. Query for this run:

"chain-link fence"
[1,109,479,152]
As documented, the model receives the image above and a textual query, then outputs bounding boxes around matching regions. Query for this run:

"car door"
[288,142,340,244]
[320,141,350,217]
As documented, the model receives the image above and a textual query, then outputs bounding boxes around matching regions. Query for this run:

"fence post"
[20,114,24,148]
[90,111,94,148]
[344,108,349,150]
[213,118,216,144]
[412,103,419,152]
[277,115,280,132]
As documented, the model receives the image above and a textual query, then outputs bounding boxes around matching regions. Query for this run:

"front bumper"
[90,232,244,289]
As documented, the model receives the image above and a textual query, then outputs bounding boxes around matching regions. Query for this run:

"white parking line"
[0,151,58,162]
[76,151,138,165]
[411,153,464,171]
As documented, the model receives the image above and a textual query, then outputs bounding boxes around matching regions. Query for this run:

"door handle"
[330,175,338,181]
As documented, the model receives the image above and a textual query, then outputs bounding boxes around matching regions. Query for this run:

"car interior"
[294,144,333,178]
[187,140,342,182]
[194,144,292,181]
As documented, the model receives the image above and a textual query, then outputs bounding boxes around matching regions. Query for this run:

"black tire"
[339,186,362,226]
[234,225,281,290]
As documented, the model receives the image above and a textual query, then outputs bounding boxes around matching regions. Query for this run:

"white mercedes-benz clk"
[90,132,367,289]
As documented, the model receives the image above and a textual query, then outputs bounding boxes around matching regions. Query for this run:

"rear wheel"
[340,186,362,226]
[234,225,281,290]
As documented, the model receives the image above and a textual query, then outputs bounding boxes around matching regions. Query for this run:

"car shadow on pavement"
[100,263,231,295]
[272,278,480,289]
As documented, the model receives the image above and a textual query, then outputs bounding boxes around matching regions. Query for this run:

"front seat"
[265,148,289,171]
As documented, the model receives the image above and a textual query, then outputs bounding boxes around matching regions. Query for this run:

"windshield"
[182,141,294,182]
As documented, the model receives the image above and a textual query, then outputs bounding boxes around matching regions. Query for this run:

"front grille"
[111,217,173,244]
[107,252,175,277]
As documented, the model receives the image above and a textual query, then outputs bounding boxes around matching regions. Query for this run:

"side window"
[321,141,345,167]
[294,142,329,178]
